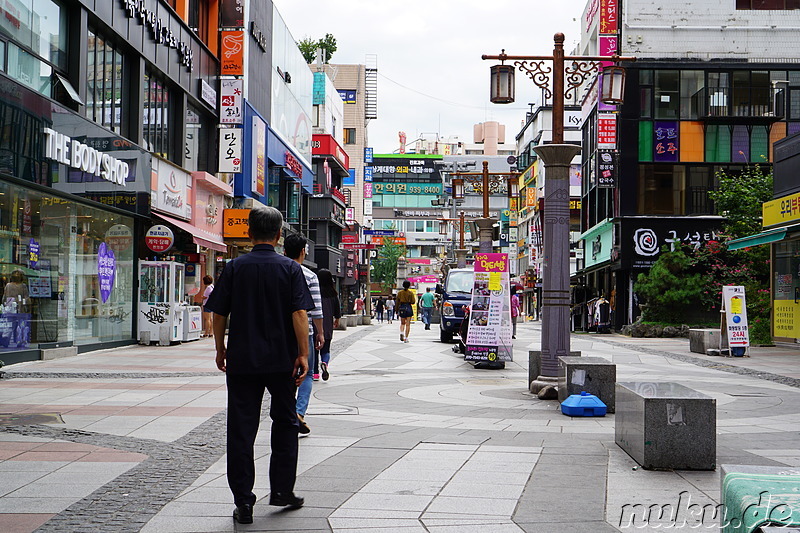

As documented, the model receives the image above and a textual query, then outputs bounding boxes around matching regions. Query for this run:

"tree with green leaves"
[372,237,406,291]
[634,164,774,343]
[297,34,337,64]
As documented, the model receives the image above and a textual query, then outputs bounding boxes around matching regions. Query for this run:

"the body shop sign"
[152,158,191,219]
[145,225,175,253]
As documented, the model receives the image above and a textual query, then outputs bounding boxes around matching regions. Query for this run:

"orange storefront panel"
[680,121,704,162]
[769,122,787,162]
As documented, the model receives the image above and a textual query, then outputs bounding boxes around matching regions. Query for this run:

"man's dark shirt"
[205,243,314,375]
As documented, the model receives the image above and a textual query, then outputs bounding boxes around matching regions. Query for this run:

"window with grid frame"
[87,29,124,134]
[143,70,175,161]
[344,128,356,145]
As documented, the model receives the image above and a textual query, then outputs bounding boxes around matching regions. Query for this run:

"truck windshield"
[446,271,474,294]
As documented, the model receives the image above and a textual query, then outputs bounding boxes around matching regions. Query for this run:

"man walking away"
[419,287,435,330]
[206,206,313,524]
[284,232,325,435]
[386,295,395,324]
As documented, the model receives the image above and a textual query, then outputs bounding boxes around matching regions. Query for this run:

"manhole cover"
[0,413,64,425]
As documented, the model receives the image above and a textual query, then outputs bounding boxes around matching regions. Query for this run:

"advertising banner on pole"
[721,285,749,353]
[465,253,513,363]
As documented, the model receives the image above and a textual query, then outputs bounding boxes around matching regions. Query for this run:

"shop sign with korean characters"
[145,225,174,253]
[220,79,243,124]
[218,128,242,172]
[465,253,513,363]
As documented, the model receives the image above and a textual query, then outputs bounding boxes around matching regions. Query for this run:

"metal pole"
[552,33,565,145]
[459,211,465,249]
[482,161,489,218]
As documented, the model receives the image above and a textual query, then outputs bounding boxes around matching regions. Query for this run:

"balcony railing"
[691,86,785,121]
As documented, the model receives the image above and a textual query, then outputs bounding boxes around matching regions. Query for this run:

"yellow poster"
[489,272,501,291]
[729,296,743,315]
[773,301,800,339]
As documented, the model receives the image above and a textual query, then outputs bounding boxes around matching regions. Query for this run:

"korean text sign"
[465,253,513,363]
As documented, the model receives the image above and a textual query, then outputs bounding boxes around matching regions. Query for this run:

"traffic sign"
[363,229,396,236]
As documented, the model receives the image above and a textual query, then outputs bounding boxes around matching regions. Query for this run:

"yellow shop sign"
[763,192,800,227]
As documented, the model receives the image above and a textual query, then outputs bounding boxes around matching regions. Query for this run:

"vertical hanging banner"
[722,285,749,353]
[220,79,243,124]
[220,31,245,76]
[465,253,513,363]
[218,128,242,172]
[252,116,266,196]
[597,114,617,149]
[97,242,116,303]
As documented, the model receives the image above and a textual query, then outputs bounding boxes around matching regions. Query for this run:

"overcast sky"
[272,0,590,154]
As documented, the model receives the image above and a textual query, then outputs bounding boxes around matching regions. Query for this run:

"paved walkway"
[0,320,799,532]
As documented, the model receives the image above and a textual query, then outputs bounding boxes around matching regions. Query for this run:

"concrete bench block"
[558,356,616,413]
[41,346,78,360]
[335,319,347,331]
[528,350,581,388]
[689,328,721,354]
[720,464,800,533]
[361,315,371,325]
[616,382,716,470]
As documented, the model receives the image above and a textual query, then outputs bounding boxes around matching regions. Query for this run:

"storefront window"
[0,181,135,353]
[773,239,800,339]
[87,30,124,134]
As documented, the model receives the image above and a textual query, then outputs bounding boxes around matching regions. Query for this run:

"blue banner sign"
[363,230,396,236]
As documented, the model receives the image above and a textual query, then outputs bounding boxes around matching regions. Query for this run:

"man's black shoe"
[233,503,253,524]
[269,492,304,509]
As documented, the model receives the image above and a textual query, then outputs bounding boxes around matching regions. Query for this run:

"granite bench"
[615,382,716,470]
[689,328,720,354]
[720,464,800,533]
[558,356,616,413]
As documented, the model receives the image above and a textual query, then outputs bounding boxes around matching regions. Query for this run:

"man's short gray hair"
[249,206,283,241]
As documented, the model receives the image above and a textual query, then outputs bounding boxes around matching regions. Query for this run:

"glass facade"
[87,29,124,134]
[0,182,135,353]
[143,70,175,162]
[773,239,800,339]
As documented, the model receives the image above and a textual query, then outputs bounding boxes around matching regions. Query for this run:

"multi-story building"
[410,122,517,157]
[576,0,800,328]
[0,0,223,362]
[515,105,583,319]
[220,3,314,261]
[308,70,349,290]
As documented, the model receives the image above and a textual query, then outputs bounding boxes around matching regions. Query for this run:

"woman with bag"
[396,280,415,343]
[316,269,341,381]
[511,286,522,339]
[201,275,214,337]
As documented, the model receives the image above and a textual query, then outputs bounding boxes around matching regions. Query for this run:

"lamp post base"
[455,249,468,268]
[529,375,559,395]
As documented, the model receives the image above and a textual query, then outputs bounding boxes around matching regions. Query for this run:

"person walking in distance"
[354,296,364,316]
[201,275,214,337]
[316,268,341,381]
[375,296,385,323]
[205,206,313,524]
[510,286,522,339]
[418,287,435,330]
[284,233,325,435]
[396,281,415,343]
[385,295,395,324]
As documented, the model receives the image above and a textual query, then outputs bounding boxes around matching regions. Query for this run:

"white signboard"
[363,198,373,216]
[722,285,749,351]
[220,79,243,124]
[218,128,242,173]
[151,158,191,219]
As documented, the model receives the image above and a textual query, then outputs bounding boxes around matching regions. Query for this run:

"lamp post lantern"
[447,161,520,253]
[483,33,634,394]
[439,211,468,268]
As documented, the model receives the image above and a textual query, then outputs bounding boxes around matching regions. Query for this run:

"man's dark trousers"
[226,372,299,506]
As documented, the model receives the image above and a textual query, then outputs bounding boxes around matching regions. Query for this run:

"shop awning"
[726,224,798,250]
[153,212,227,253]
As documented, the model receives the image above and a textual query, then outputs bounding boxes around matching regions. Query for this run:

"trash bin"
[731,346,746,357]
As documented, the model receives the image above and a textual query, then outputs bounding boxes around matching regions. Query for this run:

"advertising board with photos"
[465,253,513,363]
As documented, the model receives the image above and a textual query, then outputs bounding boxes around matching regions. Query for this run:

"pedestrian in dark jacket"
[316,268,341,381]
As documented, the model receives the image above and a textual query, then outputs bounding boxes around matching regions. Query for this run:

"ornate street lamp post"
[483,33,634,393]
[450,161,520,253]
[439,211,468,267]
